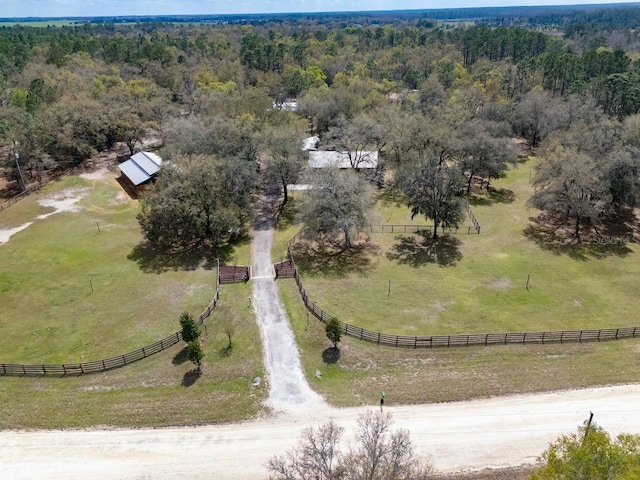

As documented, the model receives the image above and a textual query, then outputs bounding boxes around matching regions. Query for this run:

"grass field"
[0,282,267,429]
[273,158,640,407]
[0,171,267,429]
[0,173,219,363]
[276,158,640,336]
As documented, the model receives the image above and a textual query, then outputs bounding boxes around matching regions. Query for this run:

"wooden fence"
[219,265,251,284]
[0,175,60,213]
[361,224,478,235]
[465,201,481,234]
[288,246,640,349]
[0,262,221,377]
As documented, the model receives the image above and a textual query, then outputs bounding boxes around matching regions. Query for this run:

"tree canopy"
[137,154,257,252]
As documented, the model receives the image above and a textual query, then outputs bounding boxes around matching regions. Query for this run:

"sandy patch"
[80,167,112,182]
[490,278,512,291]
[0,189,88,246]
[0,222,34,245]
[37,188,88,220]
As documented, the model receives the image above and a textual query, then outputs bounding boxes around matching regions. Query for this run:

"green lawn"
[0,172,267,428]
[271,158,640,407]
[0,174,218,363]
[276,158,640,336]
[0,282,267,429]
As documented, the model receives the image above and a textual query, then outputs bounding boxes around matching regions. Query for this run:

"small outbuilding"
[117,151,163,193]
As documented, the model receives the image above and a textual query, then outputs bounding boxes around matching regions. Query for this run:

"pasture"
[278,158,640,336]
[274,158,640,406]
[0,170,265,427]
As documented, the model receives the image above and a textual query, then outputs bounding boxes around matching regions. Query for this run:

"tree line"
[2,13,640,247]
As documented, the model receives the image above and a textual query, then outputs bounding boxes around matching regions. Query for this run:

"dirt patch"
[0,188,88,245]
[37,188,88,219]
[489,277,512,291]
[80,167,112,182]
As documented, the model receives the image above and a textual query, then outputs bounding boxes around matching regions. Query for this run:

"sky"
[2,0,639,18]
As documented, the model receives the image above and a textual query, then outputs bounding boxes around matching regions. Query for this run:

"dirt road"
[1,383,638,479]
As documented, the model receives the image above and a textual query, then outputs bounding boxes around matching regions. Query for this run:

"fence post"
[542,331,546,344]
[579,330,583,343]
[377,332,380,344]
[598,330,601,341]
[414,337,417,349]
[616,328,619,339]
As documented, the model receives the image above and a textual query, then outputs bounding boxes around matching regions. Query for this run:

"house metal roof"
[118,152,163,186]
[308,151,378,169]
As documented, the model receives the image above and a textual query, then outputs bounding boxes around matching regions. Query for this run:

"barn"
[117,152,163,194]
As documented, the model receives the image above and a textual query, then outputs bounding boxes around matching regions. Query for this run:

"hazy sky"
[2,0,639,18]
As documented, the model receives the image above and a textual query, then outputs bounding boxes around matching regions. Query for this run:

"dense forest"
[2,4,640,244]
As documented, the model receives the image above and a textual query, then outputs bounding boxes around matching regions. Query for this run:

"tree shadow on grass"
[172,346,189,365]
[468,188,515,207]
[181,368,202,387]
[322,347,340,364]
[524,214,634,261]
[128,234,249,274]
[219,344,233,357]
[291,240,376,278]
[386,234,462,267]
[274,198,298,231]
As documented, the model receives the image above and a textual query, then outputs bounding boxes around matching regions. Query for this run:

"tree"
[137,154,256,252]
[531,422,640,480]
[187,340,204,371]
[455,119,516,194]
[396,157,465,239]
[325,317,342,349]
[298,167,376,249]
[179,311,200,343]
[261,125,306,204]
[267,412,432,480]
[268,420,344,480]
[512,90,554,151]
[529,148,610,239]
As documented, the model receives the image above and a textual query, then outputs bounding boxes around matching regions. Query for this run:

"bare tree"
[267,421,344,480]
[266,412,433,480]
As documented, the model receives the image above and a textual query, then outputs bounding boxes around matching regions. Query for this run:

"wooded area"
[2,5,640,243]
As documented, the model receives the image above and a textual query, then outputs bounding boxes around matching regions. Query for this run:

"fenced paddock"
[287,242,640,349]
[0,263,221,377]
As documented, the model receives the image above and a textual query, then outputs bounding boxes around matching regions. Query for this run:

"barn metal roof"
[118,152,162,186]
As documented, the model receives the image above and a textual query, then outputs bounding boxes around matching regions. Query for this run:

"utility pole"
[14,151,26,192]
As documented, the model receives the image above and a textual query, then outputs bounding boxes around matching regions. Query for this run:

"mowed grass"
[278,273,640,407]
[0,173,218,363]
[273,159,640,406]
[0,282,267,429]
[276,158,640,336]
[0,173,267,429]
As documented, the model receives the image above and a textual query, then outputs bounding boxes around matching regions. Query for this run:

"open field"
[278,277,640,407]
[0,170,266,429]
[0,21,79,27]
[0,171,217,363]
[276,158,640,336]
[0,282,266,429]
[273,158,640,407]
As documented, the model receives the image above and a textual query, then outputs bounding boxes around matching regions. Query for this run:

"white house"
[308,150,379,169]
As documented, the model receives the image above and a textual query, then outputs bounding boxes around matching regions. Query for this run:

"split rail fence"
[0,261,221,376]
